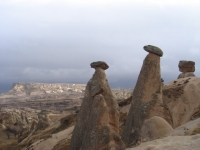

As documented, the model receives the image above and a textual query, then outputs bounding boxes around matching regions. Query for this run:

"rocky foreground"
[0,76,200,150]
[127,134,200,150]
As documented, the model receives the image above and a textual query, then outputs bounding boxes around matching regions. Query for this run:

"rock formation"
[168,118,200,136]
[0,109,31,140]
[70,61,125,150]
[126,134,200,150]
[163,77,200,128]
[0,83,86,97]
[122,45,164,147]
[35,112,51,131]
[178,60,196,79]
[141,116,173,141]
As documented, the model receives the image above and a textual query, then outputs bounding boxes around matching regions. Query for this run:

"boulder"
[178,60,195,73]
[122,45,164,147]
[141,116,173,141]
[163,77,200,128]
[177,60,196,79]
[70,61,125,150]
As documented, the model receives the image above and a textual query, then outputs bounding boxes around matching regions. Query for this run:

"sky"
[0,0,200,93]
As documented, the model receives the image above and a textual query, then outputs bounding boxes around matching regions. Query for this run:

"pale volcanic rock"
[126,134,200,150]
[168,118,200,136]
[163,77,200,128]
[25,126,74,150]
[178,60,196,79]
[112,89,132,101]
[122,45,164,147]
[141,116,173,141]
[178,72,196,79]
[70,61,125,150]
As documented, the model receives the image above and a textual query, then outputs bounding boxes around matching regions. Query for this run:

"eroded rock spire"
[70,61,125,150]
[122,45,164,147]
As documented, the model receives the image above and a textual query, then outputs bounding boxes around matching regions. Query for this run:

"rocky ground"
[127,134,200,150]
[0,79,199,150]
[0,83,132,150]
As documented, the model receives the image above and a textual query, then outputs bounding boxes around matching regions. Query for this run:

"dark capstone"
[178,60,195,68]
[90,61,109,70]
[143,45,163,57]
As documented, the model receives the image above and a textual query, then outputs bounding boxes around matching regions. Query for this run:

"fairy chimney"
[122,45,164,147]
[70,61,125,150]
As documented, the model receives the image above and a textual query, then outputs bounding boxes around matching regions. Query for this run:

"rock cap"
[143,45,163,57]
[90,61,109,70]
[178,60,195,73]
[178,60,195,68]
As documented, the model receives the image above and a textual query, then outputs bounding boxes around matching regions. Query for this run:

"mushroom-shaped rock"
[70,61,125,150]
[143,45,163,57]
[178,60,195,73]
[122,45,164,147]
[90,61,109,70]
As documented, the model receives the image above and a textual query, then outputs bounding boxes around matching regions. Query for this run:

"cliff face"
[0,83,132,102]
[7,83,86,96]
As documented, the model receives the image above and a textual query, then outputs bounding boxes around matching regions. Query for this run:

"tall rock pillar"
[70,61,125,150]
[122,45,163,147]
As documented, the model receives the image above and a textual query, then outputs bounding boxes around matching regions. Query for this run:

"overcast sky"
[0,0,200,93]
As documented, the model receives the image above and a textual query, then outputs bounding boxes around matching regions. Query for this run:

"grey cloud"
[0,0,200,92]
